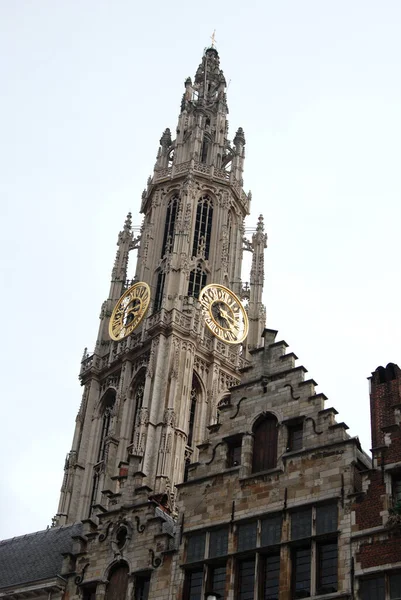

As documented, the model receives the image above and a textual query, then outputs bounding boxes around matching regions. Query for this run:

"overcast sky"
[1,1,401,539]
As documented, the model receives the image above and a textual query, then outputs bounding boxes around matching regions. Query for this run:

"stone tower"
[55,47,267,526]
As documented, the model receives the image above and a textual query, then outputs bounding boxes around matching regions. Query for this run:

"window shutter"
[252,415,278,473]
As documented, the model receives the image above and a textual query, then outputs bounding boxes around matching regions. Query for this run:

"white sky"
[1,1,401,540]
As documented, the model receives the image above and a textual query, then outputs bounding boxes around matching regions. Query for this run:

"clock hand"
[219,308,236,325]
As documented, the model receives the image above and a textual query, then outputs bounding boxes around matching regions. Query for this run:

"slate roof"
[0,523,82,589]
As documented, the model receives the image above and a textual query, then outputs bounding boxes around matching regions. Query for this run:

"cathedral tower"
[55,47,267,526]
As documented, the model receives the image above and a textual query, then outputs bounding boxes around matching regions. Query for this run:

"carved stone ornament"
[74,562,89,585]
[149,548,163,568]
[138,407,150,425]
[135,516,146,533]
[163,408,176,427]
[110,520,133,558]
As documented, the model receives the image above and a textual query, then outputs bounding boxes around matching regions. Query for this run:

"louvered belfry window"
[161,195,178,257]
[187,384,198,448]
[154,271,166,312]
[188,266,207,299]
[97,390,116,462]
[192,195,213,259]
[130,370,146,443]
[252,414,278,473]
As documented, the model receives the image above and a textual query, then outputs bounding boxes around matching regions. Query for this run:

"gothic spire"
[247,214,268,349]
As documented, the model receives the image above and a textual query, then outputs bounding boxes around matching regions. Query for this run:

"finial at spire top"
[257,214,264,232]
[124,212,132,232]
[210,29,217,48]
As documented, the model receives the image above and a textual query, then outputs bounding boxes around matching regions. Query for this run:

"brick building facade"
[351,364,401,600]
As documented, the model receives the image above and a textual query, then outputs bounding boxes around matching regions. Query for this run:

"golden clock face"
[109,282,151,341]
[199,284,248,344]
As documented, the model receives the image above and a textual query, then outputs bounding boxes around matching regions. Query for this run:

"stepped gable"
[178,328,371,519]
[0,523,82,589]
[184,328,369,483]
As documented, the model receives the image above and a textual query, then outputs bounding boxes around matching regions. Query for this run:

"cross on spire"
[210,29,217,48]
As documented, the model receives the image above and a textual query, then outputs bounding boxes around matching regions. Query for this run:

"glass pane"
[288,424,303,451]
[135,576,150,600]
[261,515,282,546]
[263,554,280,600]
[228,443,242,467]
[359,577,385,600]
[238,559,255,600]
[211,565,226,598]
[209,528,228,558]
[390,573,401,599]
[291,508,311,540]
[293,547,311,599]
[237,522,257,552]
[394,477,401,502]
[317,542,337,594]
[186,533,206,562]
[187,570,203,600]
[316,504,338,535]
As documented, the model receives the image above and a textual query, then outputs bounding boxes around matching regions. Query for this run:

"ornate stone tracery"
[57,46,264,533]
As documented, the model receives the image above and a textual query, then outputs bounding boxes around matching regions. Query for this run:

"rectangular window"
[237,559,255,600]
[390,573,401,599]
[393,476,401,503]
[185,570,204,600]
[209,528,228,558]
[316,504,338,535]
[209,565,227,598]
[82,586,96,600]
[237,522,257,552]
[359,577,385,600]
[227,441,242,467]
[292,547,311,599]
[263,554,280,600]
[261,515,282,546]
[135,575,151,600]
[288,423,303,451]
[291,508,311,540]
[186,533,206,563]
[317,542,337,594]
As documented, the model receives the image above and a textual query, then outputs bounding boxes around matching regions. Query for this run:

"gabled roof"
[0,523,82,589]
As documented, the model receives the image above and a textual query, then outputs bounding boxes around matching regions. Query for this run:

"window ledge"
[239,467,283,482]
[308,592,350,600]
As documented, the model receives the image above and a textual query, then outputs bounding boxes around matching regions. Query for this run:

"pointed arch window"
[188,266,207,299]
[130,371,146,443]
[192,195,213,260]
[97,390,116,463]
[227,209,234,260]
[187,375,201,448]
[154,271,166,312]
[183,457,191,483]
[88,472,99,518]
[252,413,278,473]
[106,563,129,600]
[161,194,178,257]
[201,138,209,163]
